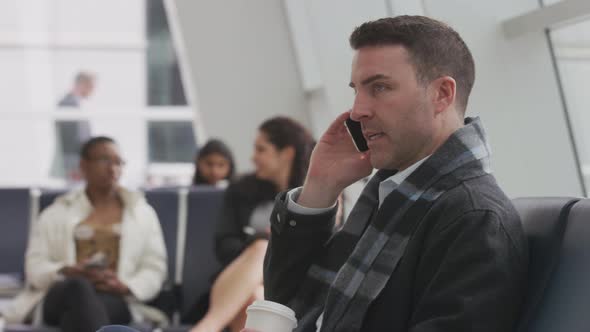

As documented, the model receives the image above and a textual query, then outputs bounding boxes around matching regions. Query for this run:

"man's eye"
[373,84,387,94]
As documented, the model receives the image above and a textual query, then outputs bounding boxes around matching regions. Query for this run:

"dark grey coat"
[265,173,528,331]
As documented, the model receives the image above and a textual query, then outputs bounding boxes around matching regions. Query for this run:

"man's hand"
[298,111,373,208]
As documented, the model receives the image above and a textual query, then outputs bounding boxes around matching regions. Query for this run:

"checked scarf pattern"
[290,117,493,331]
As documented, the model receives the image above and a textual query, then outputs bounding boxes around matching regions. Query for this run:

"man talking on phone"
[263,16,527,331]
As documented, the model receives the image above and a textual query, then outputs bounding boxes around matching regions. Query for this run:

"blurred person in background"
[52,71,97,183]
[189,117,315,332]
[192,139,236,188]
[58,71,96,107]
[3,136,167,332]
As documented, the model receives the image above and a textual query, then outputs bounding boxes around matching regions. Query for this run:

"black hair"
[193,139,236,185]
[350,16,475,114]
[80,136,116,159]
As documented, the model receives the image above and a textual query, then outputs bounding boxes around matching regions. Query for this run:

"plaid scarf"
[290,117,493,331]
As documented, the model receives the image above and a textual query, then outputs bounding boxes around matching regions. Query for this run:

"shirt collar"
[378,155,430,206]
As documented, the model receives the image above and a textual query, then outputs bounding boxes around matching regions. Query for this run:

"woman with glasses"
[4,136,167,332]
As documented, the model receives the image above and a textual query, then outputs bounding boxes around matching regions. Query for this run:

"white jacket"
[2,187,168,324]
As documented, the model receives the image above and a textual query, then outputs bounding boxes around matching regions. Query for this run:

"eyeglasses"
[87,157,126,167]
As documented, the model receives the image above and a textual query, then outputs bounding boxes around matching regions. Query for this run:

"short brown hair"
[349,16,475,114]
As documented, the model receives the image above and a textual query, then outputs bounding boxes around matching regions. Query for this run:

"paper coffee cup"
[245,300,297,332]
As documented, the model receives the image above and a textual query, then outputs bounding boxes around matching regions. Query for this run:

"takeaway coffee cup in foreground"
[245,300,297,332]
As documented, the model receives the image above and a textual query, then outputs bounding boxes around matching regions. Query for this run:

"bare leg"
[190,240,268,332]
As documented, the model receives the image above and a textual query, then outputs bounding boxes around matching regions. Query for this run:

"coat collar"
[56,186,144,212]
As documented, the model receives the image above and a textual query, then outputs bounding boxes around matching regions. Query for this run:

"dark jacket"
[265,173,528,331]
[215,174,277,266]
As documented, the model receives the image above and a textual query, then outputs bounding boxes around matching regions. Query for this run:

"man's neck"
[397,118,463,172]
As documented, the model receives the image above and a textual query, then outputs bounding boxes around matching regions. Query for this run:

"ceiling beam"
[503,0,590,38]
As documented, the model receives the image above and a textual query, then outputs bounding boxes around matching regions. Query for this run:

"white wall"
[550,19,590,190]
[170,0,310,173]
[419,0,582,197]
[282,0,390,136]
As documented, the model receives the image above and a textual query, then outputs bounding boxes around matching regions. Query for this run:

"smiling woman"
[188,117,315,332]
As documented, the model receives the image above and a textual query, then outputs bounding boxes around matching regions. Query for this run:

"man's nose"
[350,94,373,121]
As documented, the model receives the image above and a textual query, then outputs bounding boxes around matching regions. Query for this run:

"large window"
[148,121,196,163]
[0,0,199,187]
[146,0,187,106]
[144,0,197,186]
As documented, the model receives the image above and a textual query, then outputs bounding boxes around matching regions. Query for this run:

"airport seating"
[514,197,590,332]
[144,188,181,282]
[179,187,224,320]
[513,197,580,332]
[0,188,31,279]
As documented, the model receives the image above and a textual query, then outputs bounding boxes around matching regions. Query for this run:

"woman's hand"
[93,269,130,295]
[59,264,86,278]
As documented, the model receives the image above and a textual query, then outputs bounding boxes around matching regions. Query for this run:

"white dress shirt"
[287,156,429,214]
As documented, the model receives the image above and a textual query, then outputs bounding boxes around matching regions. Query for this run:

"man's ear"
[431,76,456,114]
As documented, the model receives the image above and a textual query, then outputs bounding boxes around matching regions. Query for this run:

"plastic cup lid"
[247,300,297,323]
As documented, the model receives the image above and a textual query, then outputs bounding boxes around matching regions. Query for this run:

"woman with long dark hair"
[189,117,315,332]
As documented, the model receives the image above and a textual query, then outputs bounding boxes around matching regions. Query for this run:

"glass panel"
[549,18,590,191]
[51,120,91,181]
[146,0,187,106]
[148,121,196,163]
[53,51,144,108]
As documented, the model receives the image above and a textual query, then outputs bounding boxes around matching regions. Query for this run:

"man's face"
[349,45,437,171]
[80,142,123,190]
[79,79,95,98]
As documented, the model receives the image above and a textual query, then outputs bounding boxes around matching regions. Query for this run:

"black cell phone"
[344,118,369,152]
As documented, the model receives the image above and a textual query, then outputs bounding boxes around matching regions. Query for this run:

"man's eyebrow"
[349,74,391,88]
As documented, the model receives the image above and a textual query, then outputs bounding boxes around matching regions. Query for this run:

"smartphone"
[84,252,107,269]
[344,118,369,152]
